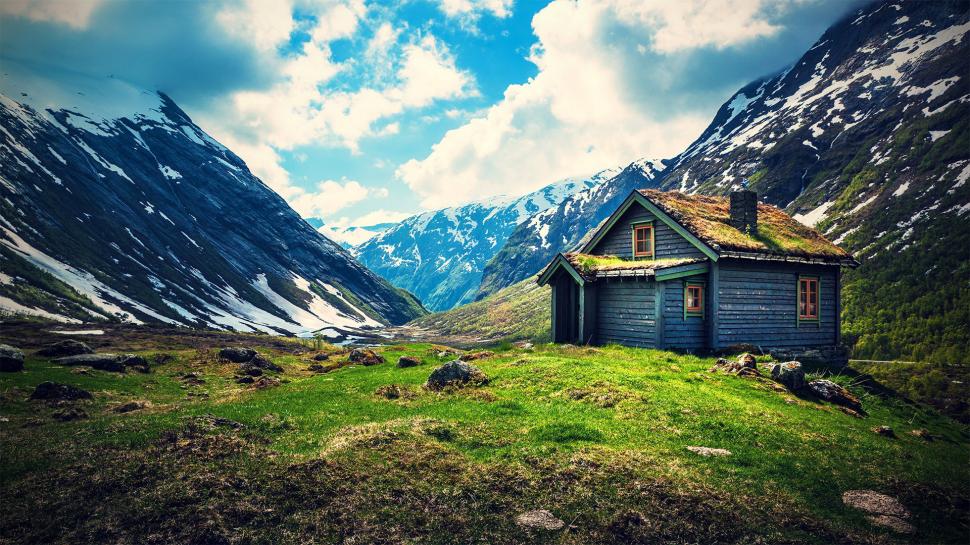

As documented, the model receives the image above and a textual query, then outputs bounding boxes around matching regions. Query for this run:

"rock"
[312,353,330,361]
[435,348,461,358]
[0,344,25,372]
[307,363,325,372]
[842,490,913,532]
[397,356,421,368]
[770,361,806,391]
[153,353,175,365]
[709,357,761,377]
[181,372,205,385]
[120,354,150,373]
[36,340,93,358]
[219,347,257,363]
[348,348,385,366]
[54,353,125,372]
[31,382,92,401]
[807,379,864,414]
[513,341,534,350]
[515,509,565,531]
[459,351,494,362]
[253,376,281,389]
[425,360,488,391]
[236,376,255,384]
[686,446,732,457]
[239,365,263,377]
[873,425,895,437]
[249,354,283,372]
[909,428,934,441]
[52,407,88,421]
[375,384,414,400]
[737,353,757,367]
[113,400,150,413]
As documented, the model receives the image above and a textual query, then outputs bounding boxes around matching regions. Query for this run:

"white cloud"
[289,179,377,217]
[437,0,513,19]
[0,0,104,29]
[396,0,797,208]
[216,0,298,52]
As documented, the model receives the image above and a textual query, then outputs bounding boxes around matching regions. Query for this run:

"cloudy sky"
[0,0,863,230]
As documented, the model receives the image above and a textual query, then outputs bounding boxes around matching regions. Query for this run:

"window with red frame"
[798,277,818,320]
[685,283,703,316]
[633,225,653,257]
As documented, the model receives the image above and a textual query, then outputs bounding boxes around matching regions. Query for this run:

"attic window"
[685,282,704,318]
[633,224,654,257]
[798,277,819,321]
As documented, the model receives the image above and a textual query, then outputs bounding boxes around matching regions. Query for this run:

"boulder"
[770,361,806,391]
[349,348,385,366]
[236,376,255,384]
[737,353,757,367]
[54,353,125,372]
[52,407,88,421]
[218,347,257,363]
[807,379,864,414]
[686,446,732,457]
[0,344,25,372]
[375,384,413,400]
[37,340,94,358]
[515,510,565,531]
[30,382,93,401]
[425,360,488,391]
[459,351,494,362]
[307,364,326,372]
[709,356,760,377]
[113,400,150,413]
[253,376,281,389]
[397,356,421,368]
[239,365,264,377]
[120,354,150,373]
[312,353,330,361]
[873,425,895,437]
[909,428,934,441]
[249,354,283,372]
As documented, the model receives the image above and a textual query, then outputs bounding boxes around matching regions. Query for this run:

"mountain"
[478,0,970,362]
[355,170,618,311]
[306,218,395,249]
[0,70,425,336]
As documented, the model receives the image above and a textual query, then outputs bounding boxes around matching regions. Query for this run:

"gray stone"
[808,379,864,414]
[349,348,384,366]
[686,446,732,457]
[0,344,24,372]
[312,353,330,361]
[770,361,806,391]
[425,360,488,390]
[218,347,257,363]
[37,340,94,358]
[30,381,92,401]
[397,356,421,368]
[54,353,125,372]
[515,510,565,531]
[249,354,283,372]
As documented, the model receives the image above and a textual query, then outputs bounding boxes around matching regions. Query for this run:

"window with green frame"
[684,281,704,319]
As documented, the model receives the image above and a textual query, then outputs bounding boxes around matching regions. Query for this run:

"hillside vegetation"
[1,325,968,544]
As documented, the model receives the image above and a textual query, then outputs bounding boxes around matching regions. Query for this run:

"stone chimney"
[729,189,758,235]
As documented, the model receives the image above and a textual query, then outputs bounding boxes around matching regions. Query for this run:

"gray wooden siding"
[590,204,706,259]
[716,261,838,348]
[662,279,707,350]
[595,279,656,347]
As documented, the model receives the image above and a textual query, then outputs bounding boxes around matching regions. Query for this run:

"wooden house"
[536,189,858,354]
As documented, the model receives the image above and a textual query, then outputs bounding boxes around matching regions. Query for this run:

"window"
[798,277,819,321]
[633,224,653,257]
[685,282,704,318]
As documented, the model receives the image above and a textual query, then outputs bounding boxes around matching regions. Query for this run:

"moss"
[570,254,700,273]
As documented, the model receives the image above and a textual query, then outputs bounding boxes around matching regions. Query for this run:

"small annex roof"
[537,252,707,285]
[638,190,856,265]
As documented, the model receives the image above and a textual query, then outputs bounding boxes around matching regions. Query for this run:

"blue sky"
[0,0,864,232]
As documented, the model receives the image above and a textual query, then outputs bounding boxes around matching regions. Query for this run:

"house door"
[553,274,580,344]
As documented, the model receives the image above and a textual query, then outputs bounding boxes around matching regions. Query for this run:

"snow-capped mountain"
[354,169,619,311]
[312,220,396,249]
[479,0,970,360]
[0,69,424,335]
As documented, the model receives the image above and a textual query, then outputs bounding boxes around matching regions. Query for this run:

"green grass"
[1,332,968,544]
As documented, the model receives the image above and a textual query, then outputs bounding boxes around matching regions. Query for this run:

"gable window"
[798,277,819,321]
[633,224,654,258]
[685,281,704,318]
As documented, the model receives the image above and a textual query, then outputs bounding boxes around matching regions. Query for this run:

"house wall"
[590,204,707,260]
[595,278,656,347]
[661,279,707,350]
[716,260,838,348]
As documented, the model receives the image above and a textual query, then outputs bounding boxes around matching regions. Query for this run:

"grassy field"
[1,325,968,544]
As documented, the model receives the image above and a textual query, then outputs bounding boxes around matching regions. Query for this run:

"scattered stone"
[459,350,494,362]
[348,348,385,366]
[312,353,330,361]
[308,364,326,372]
[239,365,264,377]
[686,446,732,457]
[807,379,864,415]
[425,360,488,391]
[36,340,93,358]
[909,428,934,441]
[54,353,125,372]
[842,490,913,532]
[375,384,415,400]
[515,510,565,531]
[397,355,421,368]
[873,425,895,437]
[250,354,283,372]
[769,361,806,391]
[218,347,257,363]
[709,356,760,377]
[52,407,88,421]
[236,376,255,384]
[30,382,92,401]
[120,354,150,373]
[435,348,461,358]
[181,372,206,385]
[738,353,757,367]
[253,376,281,389]
[513,341,534,350]
[113,400,150,413]
[0,344,25,372]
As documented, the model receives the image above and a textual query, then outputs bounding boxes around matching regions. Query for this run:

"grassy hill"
[1,325,967,544]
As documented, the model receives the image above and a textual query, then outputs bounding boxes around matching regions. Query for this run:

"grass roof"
[565,253,703,276]
[639,190,851,260]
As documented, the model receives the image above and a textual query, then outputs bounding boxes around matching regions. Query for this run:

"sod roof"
[558,253,705,281]
[638,190,852,262]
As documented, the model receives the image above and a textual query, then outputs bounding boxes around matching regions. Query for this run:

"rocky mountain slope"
[354,171,616,311]
[0,72,424,335]
[477,0,970,362]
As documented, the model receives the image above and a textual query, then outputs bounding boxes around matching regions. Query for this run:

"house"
[536,189,858,359]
